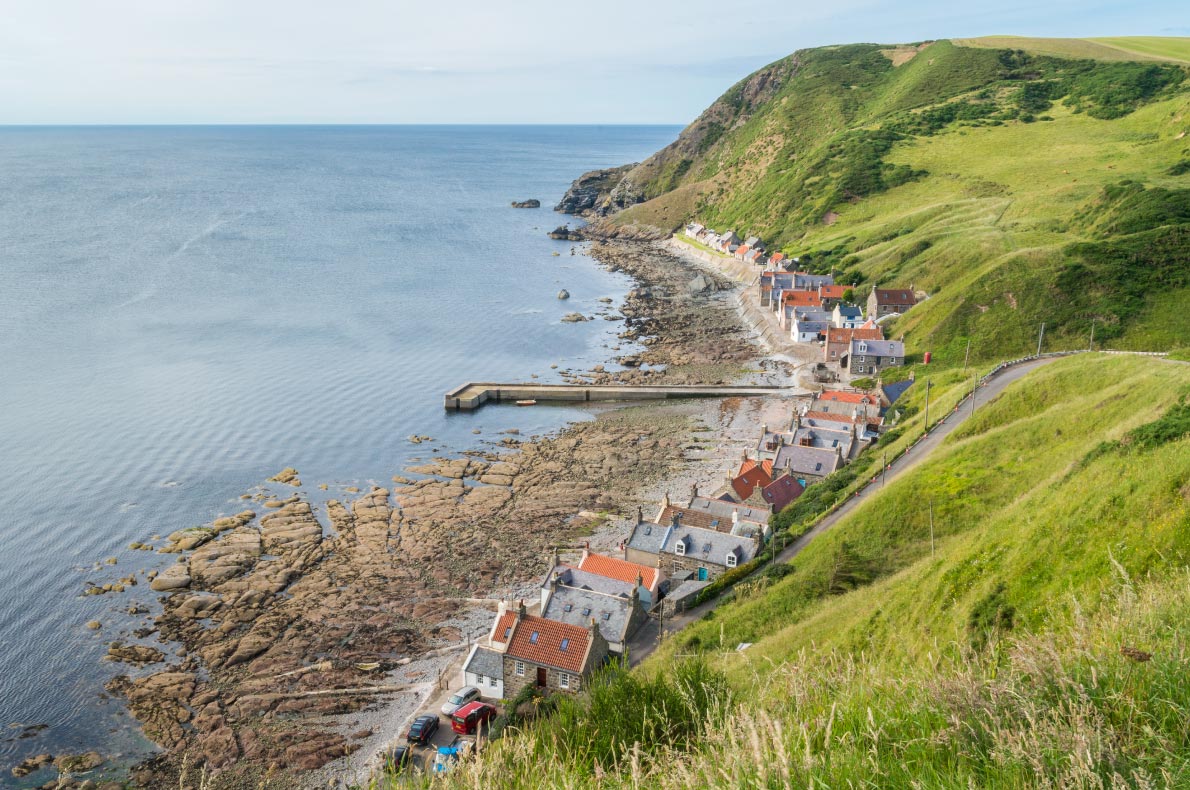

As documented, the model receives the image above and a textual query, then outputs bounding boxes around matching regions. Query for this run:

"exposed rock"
[86,620,102,630]
[554,163,638,217]
[149,565,191,592]
[548,225,584,241]
[561,313,591,323]
[268,467,300,486]
[11,753,53,778]
[107,643,165,666]
[510,199,540,208]
[557,289,570,299]
[54,752,104,773]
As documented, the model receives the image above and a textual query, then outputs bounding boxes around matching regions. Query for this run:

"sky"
[1,0,1186,124]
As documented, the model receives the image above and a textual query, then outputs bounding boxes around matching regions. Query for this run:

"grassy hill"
[389,353,1190,788]
[593,38,1190,365]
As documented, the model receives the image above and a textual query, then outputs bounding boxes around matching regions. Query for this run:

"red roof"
[826,326,884,345]
[818,285,848,299]
[731,460,773,501]
[780,291,822,308]
[770,253,785,263]
[578,553,659,592]
[491,611,517,645]
[736,245,752,256]
[761,475,804,512]
[505,614,592,673]
[817,390,879,405]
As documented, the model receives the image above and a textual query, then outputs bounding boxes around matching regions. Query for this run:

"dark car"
[406,714,439,746]
[386,745,413,773]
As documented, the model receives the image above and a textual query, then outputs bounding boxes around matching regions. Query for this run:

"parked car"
[440,685,481,717]
[406,714,439,746]
[451,701,497,735]
[385,745,413,773]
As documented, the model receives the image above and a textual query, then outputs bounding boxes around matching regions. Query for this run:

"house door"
[536,667,547,687]
[698,567,708,581]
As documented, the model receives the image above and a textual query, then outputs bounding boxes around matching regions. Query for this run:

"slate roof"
[772,444,841,478]
[505,614,592,673]
[850,339,905,357]
[883,379,914,405]
[834,304,863,319]
[687,496,770,525]
[626,520,668,555]
[542,586,634,645]
[463,645,503,679]
[793,425,855,455]
[660,524,758,568]
[578,553,659,592]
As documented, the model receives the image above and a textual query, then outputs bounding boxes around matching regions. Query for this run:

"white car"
[440,686,481,717]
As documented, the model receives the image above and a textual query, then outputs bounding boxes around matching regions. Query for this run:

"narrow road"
[628,355,1058,665]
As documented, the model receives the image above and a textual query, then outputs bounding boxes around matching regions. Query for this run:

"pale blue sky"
[1,0,1185,124]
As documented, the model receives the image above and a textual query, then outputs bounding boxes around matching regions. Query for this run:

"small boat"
[515,399,537,406]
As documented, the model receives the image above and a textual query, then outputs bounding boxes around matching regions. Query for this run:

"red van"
[450,702,497,735]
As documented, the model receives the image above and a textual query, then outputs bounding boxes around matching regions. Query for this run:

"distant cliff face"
[554,164,639,217]
[555,56,799,219]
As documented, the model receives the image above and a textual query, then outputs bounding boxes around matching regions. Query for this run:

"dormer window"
[581,607,591,616]
[857,342,868,353]
[726,552,738,568]
[602,612,611,621]
[675,539,686,556]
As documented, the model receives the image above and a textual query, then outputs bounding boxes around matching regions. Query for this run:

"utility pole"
[929,499,935,556]
[962,338,971,371]
[1036,322,1046,356]
[657,600,664,648]
[970,374,978,416]
[923,378,931,435]
[882,452,887,487]
[1089,320,1095,351]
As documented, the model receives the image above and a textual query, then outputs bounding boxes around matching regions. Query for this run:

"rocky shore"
[44,236,780,790]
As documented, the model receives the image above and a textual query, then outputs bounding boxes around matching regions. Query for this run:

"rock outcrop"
[510,199,540,208]
[554,164,639,217]
[548,225,584,241]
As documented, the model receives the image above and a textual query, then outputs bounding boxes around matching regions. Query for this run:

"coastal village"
[421,224,924,774]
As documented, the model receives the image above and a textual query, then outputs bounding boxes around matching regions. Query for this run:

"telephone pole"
[962,338,971,371]
[1089,320,1095,351]
[923,378,931,435]
[882,452,887,487]
[1036,322,1046,356]
[970,374,978,416]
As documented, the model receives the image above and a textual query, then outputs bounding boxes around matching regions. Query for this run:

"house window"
[563,604,573,612]
[514,661,525,677]
[726,553,738,568]
[675,540,686,556]
[529,631,539,644]
[581,607,591,617]
[560,638,569,653]
[559,673,571,690]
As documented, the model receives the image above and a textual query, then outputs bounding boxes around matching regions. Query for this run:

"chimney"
[690,482,698,502]
[732,510,739,527]
[671,511,680,528]
[580,544,590,565]
[662,491,670,509]
[635,505,643,524]
[497,598,508,618]
[551,545,559,570]
[516,599,527,618]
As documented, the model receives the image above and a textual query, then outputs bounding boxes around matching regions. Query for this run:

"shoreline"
[46,235,798,790]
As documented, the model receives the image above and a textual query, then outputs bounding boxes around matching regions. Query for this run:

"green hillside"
[599,39,1190,364]
[389,354,1190,789]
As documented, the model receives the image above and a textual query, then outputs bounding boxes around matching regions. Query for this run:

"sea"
[0,125,680,783]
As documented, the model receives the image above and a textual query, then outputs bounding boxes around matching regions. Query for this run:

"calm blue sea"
[0,125,679,780]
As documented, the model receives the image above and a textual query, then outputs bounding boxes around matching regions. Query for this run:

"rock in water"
[548,225,584,241]
[561,313,591,323]
[510,199,540,208]
[557,289,570,300]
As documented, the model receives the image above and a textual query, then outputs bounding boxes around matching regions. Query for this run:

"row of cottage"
[460,382,911,699]
[684,223,920,376]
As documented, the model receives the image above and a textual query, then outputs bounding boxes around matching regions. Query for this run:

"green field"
[956,35,1190,63]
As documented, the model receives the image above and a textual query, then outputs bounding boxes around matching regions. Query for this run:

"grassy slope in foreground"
[611,39,1190,365]
[400,354,1190,789]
